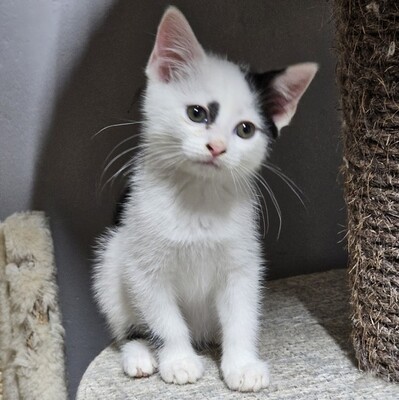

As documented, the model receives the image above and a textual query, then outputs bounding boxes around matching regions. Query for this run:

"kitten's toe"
[121,340,157,378]
[160,353,204,384]
[222,359,269,392]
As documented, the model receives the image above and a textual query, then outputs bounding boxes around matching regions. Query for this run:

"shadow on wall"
[32,1,151,252]
[31,1,156,396]
[32,0,346,397]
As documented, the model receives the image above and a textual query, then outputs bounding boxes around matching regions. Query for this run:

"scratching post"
[0,212,67,399]
[335,0,399,381]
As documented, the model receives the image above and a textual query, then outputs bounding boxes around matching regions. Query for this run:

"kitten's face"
[144,57,269,179]
[142,7,317,181]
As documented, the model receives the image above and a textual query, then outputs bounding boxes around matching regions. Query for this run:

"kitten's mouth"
[194,159,221,169]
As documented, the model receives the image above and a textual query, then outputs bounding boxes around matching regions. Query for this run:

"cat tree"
[335,0,399,381]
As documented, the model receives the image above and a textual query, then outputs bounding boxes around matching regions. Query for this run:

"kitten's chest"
[136,177,250,244]
[171,242,225,296]
[176,211,226,238]
[161,205,237,244]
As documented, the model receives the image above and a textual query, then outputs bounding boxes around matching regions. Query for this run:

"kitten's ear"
[251,63,318,132]
[146,7,206,82]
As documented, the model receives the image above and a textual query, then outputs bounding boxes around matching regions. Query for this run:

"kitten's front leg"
[132,272,204,384]
[217,267,269,392]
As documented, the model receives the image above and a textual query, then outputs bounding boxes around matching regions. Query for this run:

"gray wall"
[0,1,346,398]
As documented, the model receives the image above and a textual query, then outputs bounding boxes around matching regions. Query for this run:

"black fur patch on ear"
[244,68,285,139]
[207,101,219,124]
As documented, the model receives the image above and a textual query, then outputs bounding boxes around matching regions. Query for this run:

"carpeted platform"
[77,269,399,399]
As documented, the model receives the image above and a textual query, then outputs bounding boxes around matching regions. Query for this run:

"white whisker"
[237,164,281,238]
[237,171,268,237]
[230,170,239,196]
[92,121,142,138]
[104,136,140,166]
[101,159,135,192]
[100,145,142,186]
[254,172,282,239]
[262,162,307,210]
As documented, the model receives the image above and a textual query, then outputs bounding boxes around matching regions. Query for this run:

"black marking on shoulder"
[126,326,148,341]
[207,101,219,124]
[127,85,145,115]
[244,68,286,140]
[114,185,131,226]
[126,326,163,348]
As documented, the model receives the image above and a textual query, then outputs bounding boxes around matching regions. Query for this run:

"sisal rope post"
[334,0,399,381]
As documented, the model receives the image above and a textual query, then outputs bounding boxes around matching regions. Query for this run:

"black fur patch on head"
[207,101,220,124]
[244,68,286,139]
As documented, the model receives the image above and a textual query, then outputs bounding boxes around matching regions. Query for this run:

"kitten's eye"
[236,121,256,139]
[187,105,208,123]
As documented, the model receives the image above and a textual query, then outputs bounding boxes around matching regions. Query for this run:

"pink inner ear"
[147,7,205,82]
[155,24,190,81]
[270,63,318,129]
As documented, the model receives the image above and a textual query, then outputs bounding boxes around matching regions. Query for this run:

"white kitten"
[93,6,317,392]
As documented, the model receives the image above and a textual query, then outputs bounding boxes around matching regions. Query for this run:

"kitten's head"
[142,7,317,180]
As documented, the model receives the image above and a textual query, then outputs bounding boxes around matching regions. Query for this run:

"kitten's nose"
[206,141,226,157]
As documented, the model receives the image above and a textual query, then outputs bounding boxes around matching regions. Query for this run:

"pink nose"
[206,142,226,157]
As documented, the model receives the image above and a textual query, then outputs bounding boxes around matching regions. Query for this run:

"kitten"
[93,6,317,392]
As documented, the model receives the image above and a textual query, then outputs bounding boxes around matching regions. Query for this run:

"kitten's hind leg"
[121,339,158,378]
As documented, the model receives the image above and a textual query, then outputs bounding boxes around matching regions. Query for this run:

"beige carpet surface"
[77,269,399,399]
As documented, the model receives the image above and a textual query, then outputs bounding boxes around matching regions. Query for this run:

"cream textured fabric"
[78,269,399,399]
[0,212,67,400]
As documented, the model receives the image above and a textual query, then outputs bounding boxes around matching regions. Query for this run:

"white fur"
[93,6,315,393]
[121,340,157,378]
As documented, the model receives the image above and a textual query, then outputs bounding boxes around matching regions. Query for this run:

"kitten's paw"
[159,353,204,385]
[121,340,158,378]
[222,359,269,392]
